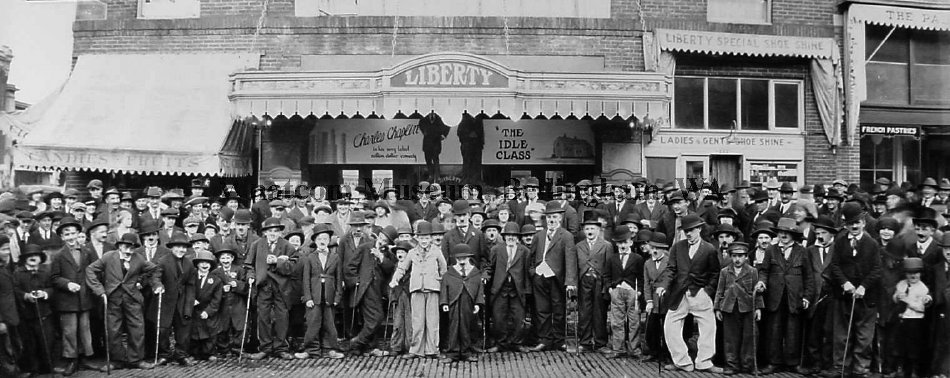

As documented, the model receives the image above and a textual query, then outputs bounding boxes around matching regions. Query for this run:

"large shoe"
[722,368,737,376]
[278,352,295,360]
[326,350,345,359]
[131,361,155,370]
[440,357,455,364]
[154,357,168,366]
[664,364,695,372]
[180,357,197,367]
[485,346,501,353]
[247,352,268,360]
[400,354,418,360]
[526,343,547,353]
[293,352,310,359]
[55,359,78,376]
[696,366,723,374]
[465,356,478,363]
[795,366,816,376]
[759,365,777,375]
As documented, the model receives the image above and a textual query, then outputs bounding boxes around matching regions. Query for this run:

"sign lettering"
[860,125,920,137]
[851,4,950,31]
[392,61,506,88]
[656,29,835,59]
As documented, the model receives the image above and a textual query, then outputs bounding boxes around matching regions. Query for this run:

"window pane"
[913,30,950,65]
[707,0,769,24]
[708,78,737,130]
[674,78,705,129]
[860,136,875,170]
[774,83,799,128]
[875,137,894,169]
[740,79,769,130]
[866,25,909,63]
[867,62,909,104]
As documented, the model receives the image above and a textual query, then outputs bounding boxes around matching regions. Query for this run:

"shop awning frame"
[229,52,673,125]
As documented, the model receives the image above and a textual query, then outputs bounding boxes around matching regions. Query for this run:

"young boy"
[86,232,162,370]
[641,231,669,362]
[388,241,414,356]
[14,244,55,375]
[190,250,223,361]
[485,223,531,353]
[603,225,644,359]
[389,221,446,359]
[892,257,931,378]
[714,242,764,375]
[440,244,485,363]
[151,233,197,366]
[298,224,345,360]
[213,242,247,358]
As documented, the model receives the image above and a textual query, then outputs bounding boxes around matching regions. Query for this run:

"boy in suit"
[14,244,55,375]
[190,251,223,361]
[212,242,247,358]
[440,244,485,363]
[485,223,531,353]
[297,224,345,360]
[388,241,414,356]
[86,232,162,370]
[574,211,611,353]
[755,218,814,374]
[50,217,100,375]
[714,242,764,375]
[604,225,644,359]
[151,233,197,366]
[642,231,669,363]
[245,218,298,360]
[802,216,838,374]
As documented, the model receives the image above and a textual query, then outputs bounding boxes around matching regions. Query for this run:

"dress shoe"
[154,357,168,366]
[722,368,736,376]
[440,357,454,364]
[63,359,79,376]
[486,346,500,353]
[131,361,154,370]
[247,352,268,360]
[597,346,614,355]
[401,354,418,360]
[278,352,295,360]
[517,346,533,353]
[576,345,589,353]
[181,357,197,367]
[795,366,815,375]
[465,356,478,362]
[606,352,624,359]
[665,364,695,372]
[326,350,345,359]
[696,366,723,374]
[527,343,547,353]
[759,365,777,374]
[293,352,310,359]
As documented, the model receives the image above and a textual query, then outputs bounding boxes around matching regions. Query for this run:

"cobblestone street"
[71,352,807,378]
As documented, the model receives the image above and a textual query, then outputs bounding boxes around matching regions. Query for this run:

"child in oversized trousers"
[389,221,447,359]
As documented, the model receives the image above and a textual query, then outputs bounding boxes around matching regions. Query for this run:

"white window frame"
[137,0,200,19]
[672,76,804,132]
[706,0,772,25]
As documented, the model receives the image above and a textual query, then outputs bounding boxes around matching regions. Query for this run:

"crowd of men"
[0,175,947,378]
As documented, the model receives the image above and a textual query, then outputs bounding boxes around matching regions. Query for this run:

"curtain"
[810,57,844,147]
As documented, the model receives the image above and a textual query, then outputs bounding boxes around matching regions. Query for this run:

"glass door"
[682,156,710,187]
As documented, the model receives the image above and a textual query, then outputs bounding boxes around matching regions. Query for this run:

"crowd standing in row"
[0,176,946,378]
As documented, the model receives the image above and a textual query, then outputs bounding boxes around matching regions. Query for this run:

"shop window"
[859,135,894,188]
[748,161,801,186]
[707,0,770,24]
[138,0,200,19]
[673,77,802,131]
[865,26,950,106]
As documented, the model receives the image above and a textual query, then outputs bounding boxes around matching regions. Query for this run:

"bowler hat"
[452,200,471,215]
[902,257,924,273]
[310,224,334,240]
[284,230,304,242]
[481,219,501,232]
[611,225,633,243]
[636,230,653,245]
[166,232,191,248]
[20,244,47,264]
[260,217,286,231]
[717,207,738,220]
[813,216,840,234]
[214,242,238,258]
[396,226,413,236]
[712,224,740,238]
[680,214,705,231]
[145,186,162,198]
[520,224,537,236]
[86,216,110,233]
[392,241,413,252]
[750,222,777,239]
[138,220,161,235]
[431,222,447,235]
[840,202,865,224]
[649,232,669,249]
[379,225,398,242]
[877,217,901,232]
[416,221,433,236]
[621,214,642,226]
[233,209,252,224]
[55,216,83,235]
[728,242,751,255]
[824,189,845,202]
[720,184,736,194]
[190,233,210,244]
[347,212,369,226]
[543,201,565,215]
[912,207,938,228]
[192,251,217,269]
[751,190,770,203]
[115,233,141,248]
[936,233,950,248]
[771,217,803,236]
[160,208,179,218]
[451,244,475,258]
[501,222,521,236]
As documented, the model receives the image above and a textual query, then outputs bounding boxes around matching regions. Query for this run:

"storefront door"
[710,155,740,189]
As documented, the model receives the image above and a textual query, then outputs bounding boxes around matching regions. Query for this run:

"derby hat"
[680,214,705,231]
[233,209,253,224]
[712,224,740,238]
[903,257,924,273]
[452,200,471,215]
[779,182,795,193]
[611,225,633,243]
[544,201,565,215]
[138,220,161,235]
[520,224,537,236]
[649,232,669,249]
[310,224,334,240]
[813,215,840,234]
[451,244,475,258]
[581,210,602,227]
[771,217,803,236]
[392,241,414,252]
[115,232,140,248]
[347,212,369,226]
[260,217,286,231]
[166,232,191,248]
[55,216,83,235]
[936,233,950,248]
[481,219,501,232]
[20,244,47,264]
[841,202,866,224]
[431,222,447,235]
[919,177,939,190]
[750,222,777,239]
[877,217,901,232]
[192,250,217,269]
[415,221,433,236]
[501,222,522,236]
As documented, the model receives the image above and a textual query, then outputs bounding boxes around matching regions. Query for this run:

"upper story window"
[707,0,770,25]
[295,0,610,18]
[673,76,803,131]
[138,0,200,19]
[865,25,950,107]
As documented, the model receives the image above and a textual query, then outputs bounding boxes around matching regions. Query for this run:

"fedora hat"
[451,200,471,215]
[233,209,253,224]
[138,220,161,235]
[717,207,739,220]
[611,225,633,243]
[765,178,781,190]
[771,217,803,236]
[635,230,653,245]
[581,210,602,227]
[261,217,286,231]
[940,178,950,191]
[213,241,238,258]
[310,224,334,240]
[649,232,669,249]
[719,184,736,194]
[165,232,191,248]
[192,250,217,269]
[347,212,369,226]
[727,242,750,255]
[501,222,522,236]
[145,186,162,198]
[115,232,140,248]
[284,230,305,242]
[621,214,642,226]
[544,201,565,215]
[667,191,687,203]
[451,244,475,259]
[936,233,950,248]
[813,215,840,234]
[779,182,795,193]
[712,224,740,238]
[840,202,865,224]
[86,216,110,233]
[379,225,399,242]
[919,177,939,190]
[160,208,180,218]
[680,214,705,231]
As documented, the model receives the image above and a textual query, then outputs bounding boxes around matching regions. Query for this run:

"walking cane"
[482,309,488,352]
[383,293,393,352]
[752,290,759,378]
[657,292,664,375]
[841,295,857,378]
[103,294,111,375]
[154,291,162,365]
[238,280,254,364]
[350,284,359,338]
[33,295,54,374]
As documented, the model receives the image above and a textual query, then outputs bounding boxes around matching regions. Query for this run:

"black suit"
[605,200,636,230]
[528,227,578,347]
[758,243,813,367]
[804,242,835,371]
[149,252,196,362]
[575,239,611,348]
[827,232,882,374]
[485,243,530,350]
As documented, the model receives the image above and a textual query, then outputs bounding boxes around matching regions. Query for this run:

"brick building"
[14,0,863,193]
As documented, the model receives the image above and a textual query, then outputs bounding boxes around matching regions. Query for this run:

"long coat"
[485,243,531,306]
[345,242,395,305]
[0,266,18,327]
[826,232,882,305]
[147,253,196,328]
[575,238,611,278]
[244,237,296,288]
[13,265,53,320]
[302,249,344,306]
[604,248,644,292]
[86,250,161,302]
[643,254,670,314]
[191,272,223,339]
[443,226,485,267]
[213,264,247,330]
[758,243,814,314]
[657,239,721,310]
[50,246,98,312]
[805,243,834,318]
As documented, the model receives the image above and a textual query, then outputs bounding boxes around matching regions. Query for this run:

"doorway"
[710,155,741,189]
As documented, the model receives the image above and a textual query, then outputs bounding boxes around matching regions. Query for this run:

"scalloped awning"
[14,54,257,176]
[656,29,837,60]
[849,3,950,31]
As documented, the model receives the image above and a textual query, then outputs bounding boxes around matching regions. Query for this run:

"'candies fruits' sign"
[391,61,508,88]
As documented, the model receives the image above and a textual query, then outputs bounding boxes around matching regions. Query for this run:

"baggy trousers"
[664,290,717,370]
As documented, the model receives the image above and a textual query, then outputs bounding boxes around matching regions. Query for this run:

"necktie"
[850,237,857,256]
[507,246,515,270]
[199,275,206,288]
[147,248,154,262]
[270,242,277,252]
[621,252,629,268]
[176,258,183,277]
[617,202,622,212]
[121,259,130,275]
[820,246,828,265]
[918,243,924,256]
[783,246,792,260]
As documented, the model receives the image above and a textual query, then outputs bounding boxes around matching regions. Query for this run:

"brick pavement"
[71,352,807,378]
